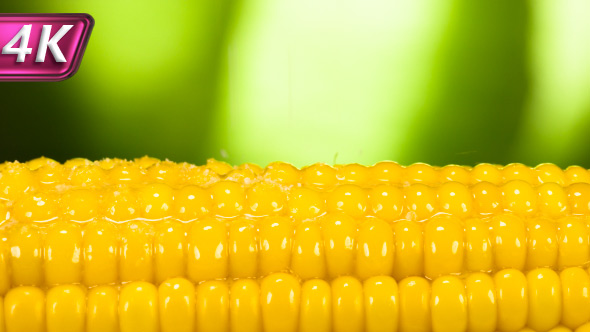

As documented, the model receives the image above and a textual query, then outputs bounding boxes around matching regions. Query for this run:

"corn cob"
[1,158,590,332]
[0,268,589,332]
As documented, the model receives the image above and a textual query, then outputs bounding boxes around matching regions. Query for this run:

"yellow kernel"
[370,161,403,184]
[60,189,99,222]
[437,181,473,217]
[331,276,363,332]
[5,286,45,332]
[537,182,568,218]
[159,278,195,332]
[565,166,590,185]
[430,276,467,332]
[560,267,590,330]
[567,183,590,216]
[228,218,258,279]
[259,216,294,276]
[146,161,182,186]
[424,215,464,279]
[363,276,399,332]
[187,218,228,282]
[264,162,301,186]
[465,218,493,273]
[291,220,326,280]
[404,183,437,221]
[393,220,424,280]
[526,218,558,270]
[302,163,338,190]
[337,164,370,185]
[398,277,431,332]
[210,181,245,218]
[173,185,211,221]
[46,285,86,332]
[494,269,528,332]
[535,163,566,185]
[502,180,537,216]
[326,185,368,218]
[206,158,233,176]
[27,157,58,170]
[63,158,92,168]
[557,217,590,269]
[102,187,139,222]
[503,163,535,184]
[224,168,258,186]
[288,187,326,220]
[261,273,300,332]
[98,158,124,170]
[108,163,144,185]
[13,192,59,223]
[9,224,43,286]
[119,221,154,283]
[44,223,83,285]
[471,181,502,215]
[239,163,263,176]
[471,163,502,185]
[134,156,161,169]
[247,183,286,216]
[526,268,562,332]
[34,164,66,187]
[196,281,229,332]
[68,165,106,188]
[186,166,220,187]
[0,164,34,201]
[404,163,439,185]
[491,214,527,270]
[119,282,159,332]
[369,185,404,221]
[355,218,394,280]
[138,183,174,220]
[320,213,357,279]
[439,165,470,184]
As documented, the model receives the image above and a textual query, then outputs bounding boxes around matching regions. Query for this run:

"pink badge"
[0,14,94,81]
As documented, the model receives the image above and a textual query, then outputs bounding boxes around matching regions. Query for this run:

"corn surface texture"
[0,157,590,331]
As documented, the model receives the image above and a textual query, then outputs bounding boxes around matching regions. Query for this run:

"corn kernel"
[337,164,370,185]
[108,162,144,185]
[68,165,105,188]
[471,163,502,185]
[404,163,438,185]
[173,185,211,221]
[137,183,174,220]
[370,161,403,184]
[288,187,325,221]
[503,163,536,184]
[303,163,337,190]
[210,181,245,218]
[439,165,470,184]
[326,184,368,218]
[13,192,59,223]
[146,161,182,186]
[60,189,99,222]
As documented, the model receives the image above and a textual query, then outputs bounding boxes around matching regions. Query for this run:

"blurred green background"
[1,1,589,168]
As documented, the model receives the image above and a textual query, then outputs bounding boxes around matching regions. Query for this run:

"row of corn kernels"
[1,268,590,332]
[3,180,590,223]
[2,158,590,197]
[1,214,590,290]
